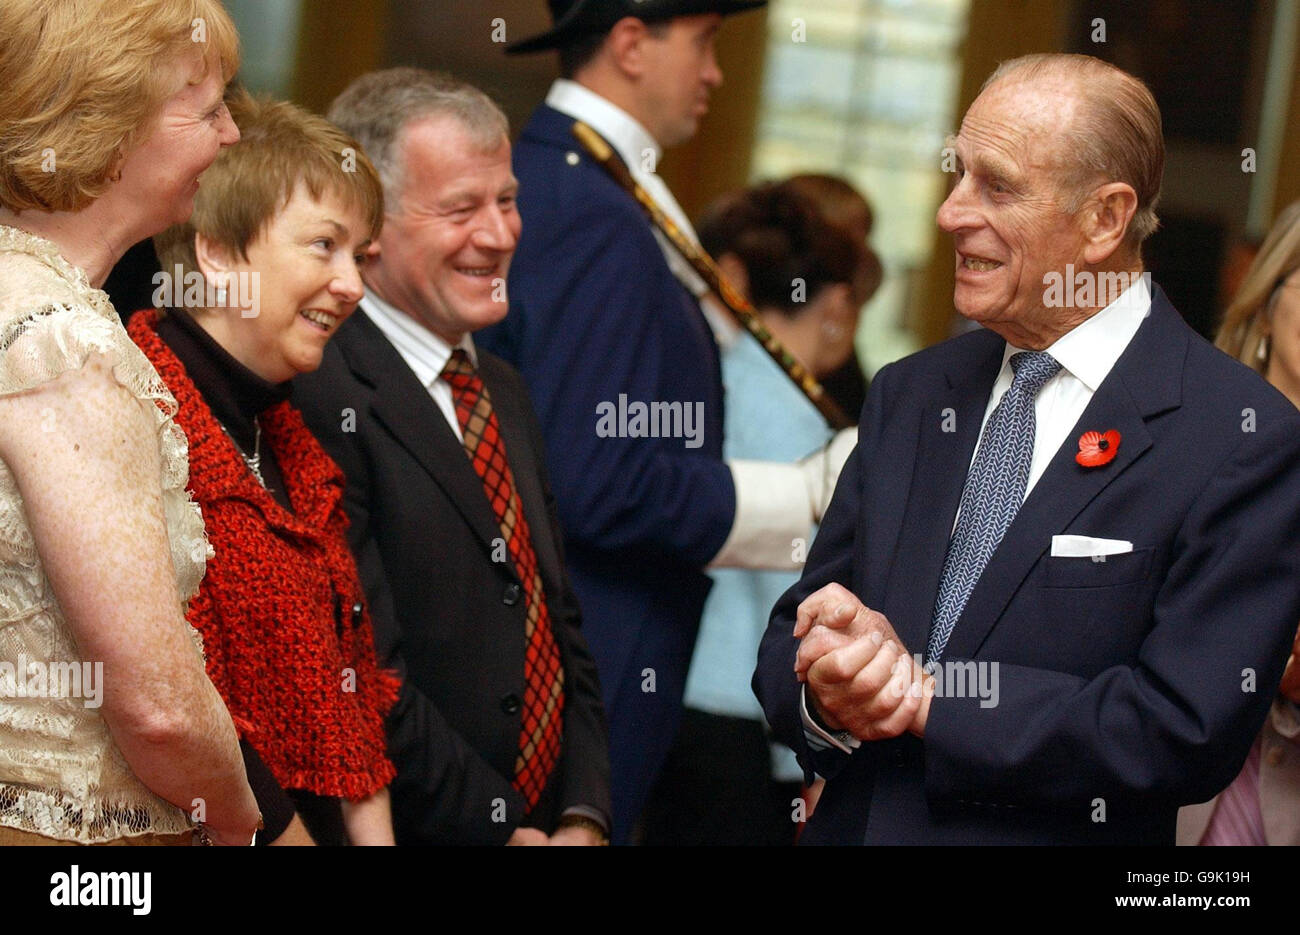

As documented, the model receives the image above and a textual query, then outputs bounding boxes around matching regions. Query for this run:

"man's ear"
[605,17,654,80]
[1080,181,1138,265]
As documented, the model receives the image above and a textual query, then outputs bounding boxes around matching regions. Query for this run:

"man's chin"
[458,300,510,331]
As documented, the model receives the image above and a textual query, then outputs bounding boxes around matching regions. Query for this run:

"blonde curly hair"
[0,0,240,213]
[1216,200,1300,374]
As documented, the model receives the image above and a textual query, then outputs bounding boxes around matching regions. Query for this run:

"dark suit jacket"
[755,286,1300,844]
[295,306,610,845]
[477,103,732,841]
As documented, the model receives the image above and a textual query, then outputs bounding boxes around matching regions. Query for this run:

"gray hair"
[327,67,509,206]
[982,53,1164,248]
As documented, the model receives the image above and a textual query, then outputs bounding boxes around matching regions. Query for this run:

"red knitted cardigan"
[128,310,398,800]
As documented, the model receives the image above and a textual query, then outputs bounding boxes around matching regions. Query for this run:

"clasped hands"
[794,583,934,741]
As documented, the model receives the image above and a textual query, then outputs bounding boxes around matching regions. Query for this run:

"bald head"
[981,53,1164,247]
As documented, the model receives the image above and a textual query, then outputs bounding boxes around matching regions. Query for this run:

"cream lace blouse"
[0,225,212,841]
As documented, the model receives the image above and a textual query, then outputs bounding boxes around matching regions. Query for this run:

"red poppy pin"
[1076,429,1121,467]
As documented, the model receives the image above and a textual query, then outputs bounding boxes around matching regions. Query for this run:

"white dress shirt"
[803,275,1153,756]
[970,274,1151,503]
[360,288,477,441]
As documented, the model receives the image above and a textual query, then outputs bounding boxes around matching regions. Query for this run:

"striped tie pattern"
[927,351,1062,664]
[441,349,565,810]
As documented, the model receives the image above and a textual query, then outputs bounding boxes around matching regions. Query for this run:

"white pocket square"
[1050,535,1133,558]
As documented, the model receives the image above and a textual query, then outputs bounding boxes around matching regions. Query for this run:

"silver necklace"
[219,417,265,488]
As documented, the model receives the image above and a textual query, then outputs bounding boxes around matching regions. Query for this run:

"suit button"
[501,693,521,715]
[351,602,364,624]
[1266,745,1284,767]
[502,583,522,606]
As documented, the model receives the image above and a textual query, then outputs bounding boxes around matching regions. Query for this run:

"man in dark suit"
[479,0,853,843]
[755,53,1300,844]
[295,68,610,845]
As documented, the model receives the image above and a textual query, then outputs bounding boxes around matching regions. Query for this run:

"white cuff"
[801,684,860,754]
[798,427,857,523]
[709,460,815,570]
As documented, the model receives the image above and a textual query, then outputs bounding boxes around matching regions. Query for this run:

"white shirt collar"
[546,78,663,176]
[1001,272,1152,392]
[360,287,477,388]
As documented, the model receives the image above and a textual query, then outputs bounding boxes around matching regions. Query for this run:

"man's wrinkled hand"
[794,583,932,739]
[506,827,548,846]
[794,583,896,680]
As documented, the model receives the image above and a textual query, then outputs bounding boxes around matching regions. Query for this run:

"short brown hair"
[983,53,1164,247]
[783,173,884,305]
[153,91,384,306]
[697,181,869,316]
[0,0,240,213]
[327,68,509,206]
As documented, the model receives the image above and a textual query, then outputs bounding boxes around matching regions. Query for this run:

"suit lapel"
[940,289,1187,660]
[339,309,504,553]
[884,332,1003,653]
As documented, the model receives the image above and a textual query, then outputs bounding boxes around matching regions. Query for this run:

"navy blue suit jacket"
[479,104,734,840]
[755,287,1300,844]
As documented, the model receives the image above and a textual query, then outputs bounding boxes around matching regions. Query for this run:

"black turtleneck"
[155,310,294,513]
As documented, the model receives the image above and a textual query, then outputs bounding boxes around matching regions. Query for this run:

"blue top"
[684,332,830,779]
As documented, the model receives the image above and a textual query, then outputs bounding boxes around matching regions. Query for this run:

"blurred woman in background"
[1182,199,1300,845]
[642,179,877,844]
[0,0,258,845]
[133,93,398,845]
[785,173,885,418]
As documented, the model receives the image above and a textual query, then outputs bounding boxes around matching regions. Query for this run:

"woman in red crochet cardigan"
[129,92,398,845]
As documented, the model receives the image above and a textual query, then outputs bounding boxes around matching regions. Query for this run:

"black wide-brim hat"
[506,0,768,55]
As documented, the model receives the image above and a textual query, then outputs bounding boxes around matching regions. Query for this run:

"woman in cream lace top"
[0,0,259,845]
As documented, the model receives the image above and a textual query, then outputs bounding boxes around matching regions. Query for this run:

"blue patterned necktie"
[926,350,1062,664]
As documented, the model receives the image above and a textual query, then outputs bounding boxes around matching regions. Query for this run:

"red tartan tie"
[441,349,564,811]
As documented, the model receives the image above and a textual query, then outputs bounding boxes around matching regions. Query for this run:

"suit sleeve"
[520,382,612,825]
[924,410,1300,812]
[299,375,527,844]
[753,365,896,782]
[507,198,735,567]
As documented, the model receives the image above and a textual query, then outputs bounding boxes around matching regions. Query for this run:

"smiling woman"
[0,0,260,847]
[128,93,398,847]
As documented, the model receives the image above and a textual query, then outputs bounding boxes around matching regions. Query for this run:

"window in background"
[226,0,303,98]
[751,0,970,374]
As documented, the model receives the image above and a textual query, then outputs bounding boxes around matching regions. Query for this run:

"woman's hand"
[267,814,316,846]
[341,787,396,846]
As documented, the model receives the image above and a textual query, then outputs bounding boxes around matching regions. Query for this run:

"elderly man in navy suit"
[481,0,854,843]
[755,53,1300,845]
